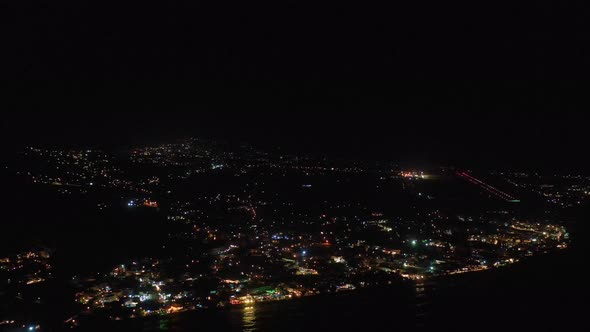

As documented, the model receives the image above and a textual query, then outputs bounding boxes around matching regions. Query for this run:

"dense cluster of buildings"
[0,250,53,331]
[67,199,569,325]
[500,171,590,207]
[0,249,53,287]
[4,139,581,330]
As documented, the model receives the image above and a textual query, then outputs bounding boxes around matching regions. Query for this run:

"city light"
[7,139,574,330]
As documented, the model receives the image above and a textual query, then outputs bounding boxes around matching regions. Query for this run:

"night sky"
[3,2,589,80]
[3,2,589,171]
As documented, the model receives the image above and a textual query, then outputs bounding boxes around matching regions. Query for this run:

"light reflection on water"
[414,279,436,329]
[243,305,257,332]
[158,317,170,331]
[142,285,417,332]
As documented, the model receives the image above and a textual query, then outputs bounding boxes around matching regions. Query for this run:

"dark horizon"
[3,93,589,172]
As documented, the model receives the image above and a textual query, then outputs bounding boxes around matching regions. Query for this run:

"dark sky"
[3,1,589,80]
[2,2,589,171]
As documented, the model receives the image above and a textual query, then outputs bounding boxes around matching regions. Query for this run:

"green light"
[411,240,417,246]
[159,318,170,331]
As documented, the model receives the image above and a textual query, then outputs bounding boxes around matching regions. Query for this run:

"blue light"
[302,250,307,256]
[28,326,35,332]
